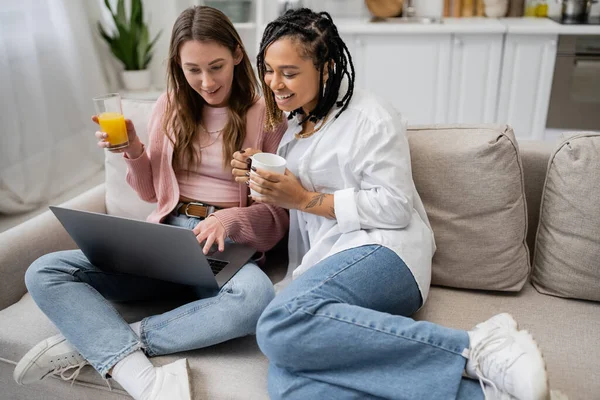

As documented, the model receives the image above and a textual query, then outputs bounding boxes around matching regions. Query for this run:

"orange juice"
[98,112,128,149]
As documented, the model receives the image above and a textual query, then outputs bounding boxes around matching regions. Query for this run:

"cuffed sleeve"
[123,143,157,202]
[210,203,289,253]
[334,188,361,234]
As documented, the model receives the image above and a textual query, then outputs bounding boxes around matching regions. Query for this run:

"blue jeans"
[25,213,275,377]
[256,245,484,400]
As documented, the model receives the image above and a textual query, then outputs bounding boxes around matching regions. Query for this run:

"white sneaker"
[13,334,89,385]
[147,359,191,400]
[465,313,549,400]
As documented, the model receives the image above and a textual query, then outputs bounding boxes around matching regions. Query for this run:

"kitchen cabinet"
[496,34,558,139]
[448,34,504,124]
[346,32,504,126]
[349,34,453,124]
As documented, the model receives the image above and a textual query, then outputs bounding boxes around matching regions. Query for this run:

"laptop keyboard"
[207,258,229,275]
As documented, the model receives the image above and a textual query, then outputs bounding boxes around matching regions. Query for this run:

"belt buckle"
[185,201,208,218]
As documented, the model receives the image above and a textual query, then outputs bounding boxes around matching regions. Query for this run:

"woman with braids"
[231,8,549,400]
[15,6,287,400]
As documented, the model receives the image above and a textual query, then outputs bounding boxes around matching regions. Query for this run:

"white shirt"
[276,89,436,302]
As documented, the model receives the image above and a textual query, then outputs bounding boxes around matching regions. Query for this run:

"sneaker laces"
[50,360,88,386]
[49,355,113,391]
[469,329,520,399]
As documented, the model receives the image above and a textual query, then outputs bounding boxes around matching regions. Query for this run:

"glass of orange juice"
[92,93,129,150]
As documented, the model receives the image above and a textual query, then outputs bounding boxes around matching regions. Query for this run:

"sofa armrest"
[0,184,107,310]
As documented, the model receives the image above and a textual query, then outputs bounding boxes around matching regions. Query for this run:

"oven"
[546,35,600,131]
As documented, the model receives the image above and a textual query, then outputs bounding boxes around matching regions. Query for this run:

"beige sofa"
[1,100,598,400]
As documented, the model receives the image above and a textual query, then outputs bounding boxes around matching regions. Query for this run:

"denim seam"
[141,280,235,356]
[300,308,467,356]
[98,341,143,378]
[285,245,383,306]
[318,245,383,286]
[139,317,153,356]
[80,281,137,331]
[145,292,224,331]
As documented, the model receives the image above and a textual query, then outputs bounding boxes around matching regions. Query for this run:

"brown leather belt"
[176,201,222,219]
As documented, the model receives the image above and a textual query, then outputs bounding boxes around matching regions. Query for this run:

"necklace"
[200,123,225,135]
[295,114,330,139]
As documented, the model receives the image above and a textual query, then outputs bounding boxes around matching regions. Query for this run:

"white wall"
[144,0,368,90]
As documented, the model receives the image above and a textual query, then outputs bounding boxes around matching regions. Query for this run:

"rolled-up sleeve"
[334,188,361,233]
[334,115,414,233]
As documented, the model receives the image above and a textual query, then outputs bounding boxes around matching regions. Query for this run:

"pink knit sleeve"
[211,119,289,252]
[123,94,168,203]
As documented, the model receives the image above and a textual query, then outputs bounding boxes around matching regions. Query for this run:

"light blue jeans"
[25,213,275,377]
[256,245,484,400]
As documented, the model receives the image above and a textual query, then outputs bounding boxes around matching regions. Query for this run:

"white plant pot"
[121,70,152,91]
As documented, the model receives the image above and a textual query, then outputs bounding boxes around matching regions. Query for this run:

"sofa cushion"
[414,283,600,400]
[531,133,600,302]
[407,125,529,291]
[0,293,269,400]
[104,99,156,220]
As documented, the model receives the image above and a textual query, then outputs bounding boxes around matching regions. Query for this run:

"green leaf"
[131,0,142,27]
[98,0,157,70]
[116,0,127,27]
[103,0,114,15]
[97,22,113,45]
[143,30,161,68]
[137,25,149,69]
[114,20,134,69]
[147,30,161,51]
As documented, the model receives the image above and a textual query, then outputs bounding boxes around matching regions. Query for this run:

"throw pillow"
[532,133,600,302]
[407,124,530,291]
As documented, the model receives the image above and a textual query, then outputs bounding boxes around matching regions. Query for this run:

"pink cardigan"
[124,93,289,252]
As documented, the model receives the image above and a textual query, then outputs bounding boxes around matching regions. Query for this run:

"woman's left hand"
[249,168,309,210]
[231,148,262,184]
[192,215,227,254]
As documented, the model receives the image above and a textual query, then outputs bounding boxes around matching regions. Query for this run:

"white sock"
[111,350,156,400]
[130,321,142,338]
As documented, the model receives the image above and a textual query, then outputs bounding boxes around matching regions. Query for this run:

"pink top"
[124,93,289,252]
[173,105,239,203]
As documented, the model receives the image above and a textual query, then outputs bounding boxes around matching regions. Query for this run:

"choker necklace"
[295,114,330,139]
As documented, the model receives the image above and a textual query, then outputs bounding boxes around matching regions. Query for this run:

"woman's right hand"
[92,115,144,158]
[231,148,262,184]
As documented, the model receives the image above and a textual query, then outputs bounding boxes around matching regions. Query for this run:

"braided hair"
[257,8,355,131]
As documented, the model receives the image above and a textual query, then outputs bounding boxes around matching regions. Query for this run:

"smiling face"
[263,37,327,115]
[179,39,242,108]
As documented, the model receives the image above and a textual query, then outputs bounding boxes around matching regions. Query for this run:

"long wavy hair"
[164,6,258,168]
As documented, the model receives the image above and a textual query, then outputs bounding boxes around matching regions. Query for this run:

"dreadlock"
[257,8,355,132]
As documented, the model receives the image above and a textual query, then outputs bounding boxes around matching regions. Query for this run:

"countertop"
[334,17,506,34]
[330,16,600,35]
[502,17,600,35]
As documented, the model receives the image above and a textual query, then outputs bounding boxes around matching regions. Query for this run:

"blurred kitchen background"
[1,0,599,232]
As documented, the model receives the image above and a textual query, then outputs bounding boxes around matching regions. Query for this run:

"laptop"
[49,206,257,290]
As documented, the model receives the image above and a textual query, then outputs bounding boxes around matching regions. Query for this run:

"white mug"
[249,153,287,197]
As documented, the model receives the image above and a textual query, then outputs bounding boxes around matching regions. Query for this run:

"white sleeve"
[334,115,414,234]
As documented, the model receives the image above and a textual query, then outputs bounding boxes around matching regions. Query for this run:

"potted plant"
[98,0,161,91]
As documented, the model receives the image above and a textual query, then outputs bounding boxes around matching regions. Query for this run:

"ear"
[322,60,334,83]
[233,46,244,65]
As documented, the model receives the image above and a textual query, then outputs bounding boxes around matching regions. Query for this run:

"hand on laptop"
[192,216,226,255]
